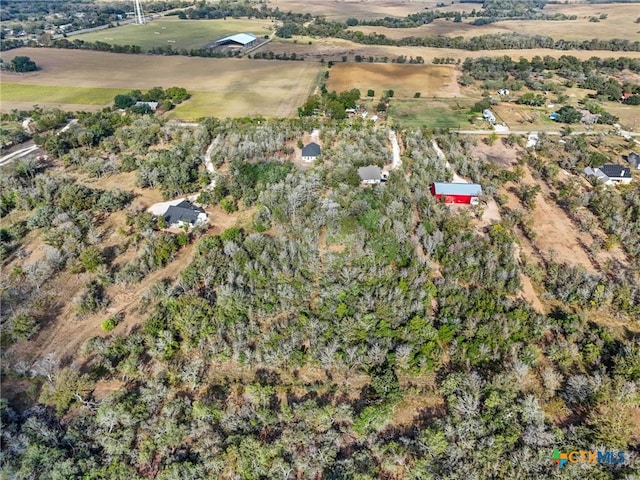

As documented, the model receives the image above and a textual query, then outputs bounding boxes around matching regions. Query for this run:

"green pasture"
[389,99,473,129]
[1,83,126,105]
[76,17,275,51]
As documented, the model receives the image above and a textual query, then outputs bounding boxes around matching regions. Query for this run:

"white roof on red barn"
[432,182,483,196]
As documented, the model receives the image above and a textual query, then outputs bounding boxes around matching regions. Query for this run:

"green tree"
[114,94,135,109]
[327,100,346,119]
[9,56,38,72]
[554,105,582,124]
[79,246,104,272]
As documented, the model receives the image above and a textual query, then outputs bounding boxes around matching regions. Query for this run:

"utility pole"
[134,0,145,25]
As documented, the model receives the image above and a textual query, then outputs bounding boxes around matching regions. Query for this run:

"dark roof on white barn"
[598,164,631,179]
[301,142,321,157]
[164,201,204,225]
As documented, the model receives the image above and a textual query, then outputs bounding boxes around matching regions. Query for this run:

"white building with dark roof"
[584,164,632,185]
[164,200,208,228]
[301,142,321,162]
[358,165,389,184]
[147,199,208,229]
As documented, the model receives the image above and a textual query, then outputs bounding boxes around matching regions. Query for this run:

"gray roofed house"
[301,142,321,162]
[584,164,632,185]
[628,152,640,170]
[358,165,388,184]
[482,109,496,123]
[164,200,208,228]
[135,101,159,111]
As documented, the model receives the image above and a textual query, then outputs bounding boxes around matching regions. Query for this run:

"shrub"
[101,316,120,332]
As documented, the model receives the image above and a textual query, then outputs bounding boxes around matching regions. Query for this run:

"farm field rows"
[324,63,478,129]
[326,63,460,99]
[0,48,321,118]
[75,17,275,51]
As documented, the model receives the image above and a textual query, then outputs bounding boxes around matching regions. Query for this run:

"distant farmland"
[348,3,640,42]
[75,17,274,51]
[326,63,461,99]
[0,48,321,119]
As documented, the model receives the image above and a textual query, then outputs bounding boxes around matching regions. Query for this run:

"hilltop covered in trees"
[1,111,639,478]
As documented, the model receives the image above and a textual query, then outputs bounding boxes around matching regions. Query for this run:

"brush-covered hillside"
[1,110,639,479]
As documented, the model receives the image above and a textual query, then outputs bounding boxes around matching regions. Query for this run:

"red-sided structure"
[430,182,483,205]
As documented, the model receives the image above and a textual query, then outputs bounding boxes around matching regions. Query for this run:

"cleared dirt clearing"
[327,63,459,98]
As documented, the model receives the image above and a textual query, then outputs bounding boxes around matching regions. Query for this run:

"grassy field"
[268,0,443,21]
[76,17,275,51]
[326,63,460,99]
[0,48,320,118]
[348,4,640,42]
[389,98,473,128]
[0,83,127,105]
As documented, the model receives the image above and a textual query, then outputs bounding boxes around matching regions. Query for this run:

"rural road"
[203,135,219,190]
[453,128,636,137]
[0,119,76,167]
[0,143,39,167]
[432,140,466,183]
[389,130,401,170]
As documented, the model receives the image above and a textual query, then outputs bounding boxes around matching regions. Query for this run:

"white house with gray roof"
[358,165,389,184]
[584,164,632,185]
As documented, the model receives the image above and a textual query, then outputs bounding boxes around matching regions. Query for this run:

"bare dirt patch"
[327,63,460,98]
[471,138,523,168]
[390,393,445,427]
[93,379,126,401]
[502,173,598,272]
[500,167,629,276]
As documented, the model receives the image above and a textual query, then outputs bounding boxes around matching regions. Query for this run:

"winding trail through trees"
[204,135,219,190]
[0,144,39,166]
[432,140,466,183]
[389,130,401,170]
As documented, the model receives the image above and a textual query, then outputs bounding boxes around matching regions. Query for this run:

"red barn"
[430,182,483,205]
